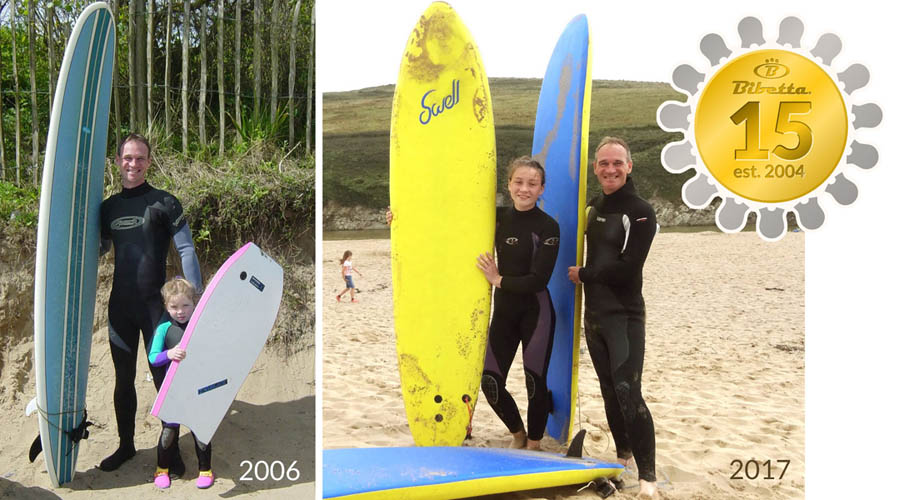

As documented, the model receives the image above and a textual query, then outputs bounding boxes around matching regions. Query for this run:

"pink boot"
[154,468,171,489]
[196,470,215,489]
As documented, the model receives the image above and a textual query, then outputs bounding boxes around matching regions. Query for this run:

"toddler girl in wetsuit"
[148,278,214,489]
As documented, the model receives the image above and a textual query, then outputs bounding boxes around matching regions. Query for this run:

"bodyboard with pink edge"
[150,242,283,444]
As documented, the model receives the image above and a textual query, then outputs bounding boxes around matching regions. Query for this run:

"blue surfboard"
[323,444,622,499]
[531,15,592,443]
[31,2,115,487]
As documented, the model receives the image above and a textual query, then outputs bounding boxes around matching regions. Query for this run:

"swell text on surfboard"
[419,79,460,125]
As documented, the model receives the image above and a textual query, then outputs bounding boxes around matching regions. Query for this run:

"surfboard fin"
[29,434,42,462]
[25,397,38,417]
[565,429,586,458]
[27,398,43,462]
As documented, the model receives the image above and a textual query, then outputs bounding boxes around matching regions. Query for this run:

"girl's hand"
[567,266,582,284]
[385,207,394,226]
[476,253,502,288]
[167,347,186,361]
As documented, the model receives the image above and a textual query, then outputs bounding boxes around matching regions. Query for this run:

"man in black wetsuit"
[567,137,658,497]
[98,133,203,472]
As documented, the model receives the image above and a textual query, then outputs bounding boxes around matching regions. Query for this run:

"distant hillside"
[323,78,700,222]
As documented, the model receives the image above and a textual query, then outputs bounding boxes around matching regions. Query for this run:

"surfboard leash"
[28,407,93,462]
[578,465,672,496]
[33,404,88,425]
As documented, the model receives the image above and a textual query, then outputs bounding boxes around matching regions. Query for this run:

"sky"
[317,1,898,495]
[318,0,884,92]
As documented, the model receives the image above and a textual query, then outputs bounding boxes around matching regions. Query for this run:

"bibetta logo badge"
[753,58,789,79]
[419,79,460,125]
[657,16,881,241]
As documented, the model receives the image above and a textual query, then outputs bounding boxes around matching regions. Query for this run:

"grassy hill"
[323,78,689,210]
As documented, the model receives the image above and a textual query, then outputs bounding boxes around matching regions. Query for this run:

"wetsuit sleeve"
[173,225,203,292]
[162,195,188,236]
[579,204,656,286]
[148,323,172,367]
[499,218,561,293]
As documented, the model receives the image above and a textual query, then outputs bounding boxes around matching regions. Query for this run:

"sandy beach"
[323,231,804,499]
[0,256,315,499]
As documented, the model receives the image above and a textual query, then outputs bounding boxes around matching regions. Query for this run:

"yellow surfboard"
[390,1,496,447]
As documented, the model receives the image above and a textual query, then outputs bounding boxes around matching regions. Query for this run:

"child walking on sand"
[148,278,214,489]
[337,250,362,303]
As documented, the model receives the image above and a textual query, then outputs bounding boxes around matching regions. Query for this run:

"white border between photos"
[314,15,324,497]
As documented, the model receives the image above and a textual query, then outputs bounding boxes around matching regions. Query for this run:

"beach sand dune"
[324,232,804,499]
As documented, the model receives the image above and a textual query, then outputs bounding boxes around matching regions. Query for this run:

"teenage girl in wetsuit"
[567,137,658,497]
[476,156,560,450]
[147,278,214,489]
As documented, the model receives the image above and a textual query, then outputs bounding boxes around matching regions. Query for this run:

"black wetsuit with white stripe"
[481,205,560,441]
[100,182,201,447]
[578,177,657,482]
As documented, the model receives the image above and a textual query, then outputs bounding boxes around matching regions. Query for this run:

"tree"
[164,0,172,139]
[306,2,314,155]
[269,0,279,125]
[233,0,241,143]
[289,0,301,149]
[28,0,37,184]
[0,0,317,166]
[147,0,154,128]
[253,0,261,118]
[217,0,224,156]
[12,0,22,185]
[111,0,121,148]
[198,2,207,147]
[181,0,190,152]
[0,2,6,179]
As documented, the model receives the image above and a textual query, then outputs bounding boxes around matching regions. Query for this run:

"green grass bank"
[0,143,314,353]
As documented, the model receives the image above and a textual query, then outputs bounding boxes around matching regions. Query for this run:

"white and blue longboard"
[30,2,115,487]
[532,15,592,443]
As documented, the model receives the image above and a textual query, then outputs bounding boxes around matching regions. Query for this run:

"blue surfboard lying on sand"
[323,432,622,499]
[531,14,592,443]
